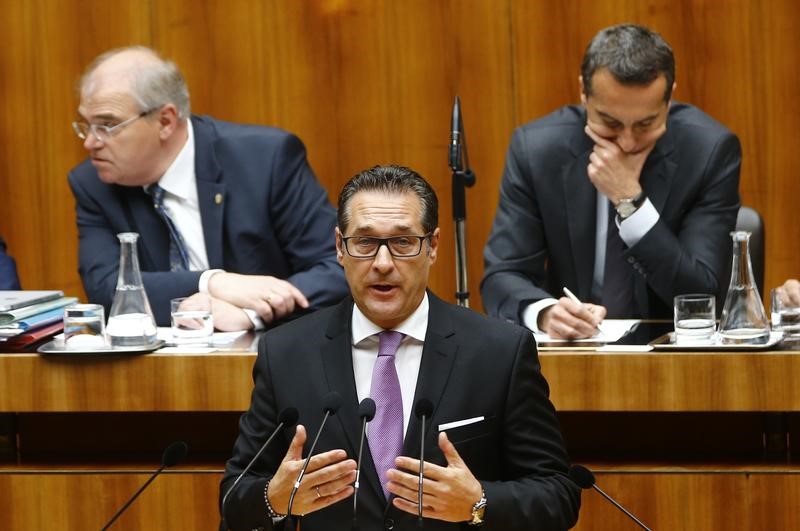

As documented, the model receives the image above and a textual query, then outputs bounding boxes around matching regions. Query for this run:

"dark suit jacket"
[0,235,21,290]
[482,103,741,322]
[68,115,348,325]
[221,292,580,531]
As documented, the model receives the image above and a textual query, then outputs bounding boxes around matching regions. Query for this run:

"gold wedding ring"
[315,486,322,498]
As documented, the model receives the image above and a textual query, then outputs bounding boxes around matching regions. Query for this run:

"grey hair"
[79,45,191,119]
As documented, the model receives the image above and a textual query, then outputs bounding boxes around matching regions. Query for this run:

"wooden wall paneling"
[4,1,799,311]
[0,0,151,298]
[0,469,223,530]
[573,469,800,530]
[1,467,799,529]
[150,0,516,306]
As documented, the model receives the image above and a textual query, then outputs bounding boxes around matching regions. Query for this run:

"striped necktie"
[147,184,190,271]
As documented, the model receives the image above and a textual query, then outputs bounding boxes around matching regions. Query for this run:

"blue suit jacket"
[68,115,348,325]
[0,235,21,290]
[221,293,580,530]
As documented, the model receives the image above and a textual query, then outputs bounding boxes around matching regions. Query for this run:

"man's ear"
[578,75,587,106]
[335,227,345,265]
[157,104,180,140]
[427,227,441,262]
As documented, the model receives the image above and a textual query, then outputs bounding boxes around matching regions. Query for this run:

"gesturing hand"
[387,432,483,523]
[266,425,356,516]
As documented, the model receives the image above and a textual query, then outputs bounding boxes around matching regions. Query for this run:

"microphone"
[100,441,188,530]
[449,95,462,171]
[569,465,652,531]
[352,398,376,530]
[448,96,476,187]
[286,391,343,517]
[414,398,434,528]
[218,407,300,531]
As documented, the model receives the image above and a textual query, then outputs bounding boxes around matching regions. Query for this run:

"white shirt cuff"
[199,269,225,293]
[522,298,558,333]
[618,198,659,247]
[243,308,266,331]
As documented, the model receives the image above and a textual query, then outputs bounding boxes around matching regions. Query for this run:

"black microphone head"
[161,441,188,468]
[569,464,596,489]
[323,391,343,415]
[414,398,434,419]
[358,398,376,421]
[279,407,300,427]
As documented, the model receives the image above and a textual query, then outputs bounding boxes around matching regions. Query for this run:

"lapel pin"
[214,193,223,205]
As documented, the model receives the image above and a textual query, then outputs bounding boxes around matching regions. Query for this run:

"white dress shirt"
[146,121,209,271]
[351,294,429,437]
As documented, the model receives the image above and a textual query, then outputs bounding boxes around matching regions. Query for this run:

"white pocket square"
[438,416,484,431]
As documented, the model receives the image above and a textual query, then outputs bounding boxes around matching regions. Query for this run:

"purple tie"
[368,330,405,499]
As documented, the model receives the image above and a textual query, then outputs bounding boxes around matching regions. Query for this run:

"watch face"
[616,200,636,218]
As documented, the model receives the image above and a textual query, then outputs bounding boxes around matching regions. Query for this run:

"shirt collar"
[148,120,196,203]
[352,293,429,346]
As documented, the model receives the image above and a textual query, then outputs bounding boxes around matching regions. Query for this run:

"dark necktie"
[601,203,637,318]
[147,184,190,271]
[368,330,405,499]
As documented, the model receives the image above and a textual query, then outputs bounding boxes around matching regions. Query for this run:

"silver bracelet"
[264,480,287,519]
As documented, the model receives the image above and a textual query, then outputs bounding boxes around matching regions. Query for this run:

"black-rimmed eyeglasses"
[72,107,159,142]
[341,233,432,258]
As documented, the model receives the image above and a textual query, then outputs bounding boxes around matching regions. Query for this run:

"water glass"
[674,294,716,345]
[64,303,107,348]
[171,295,214,342]
[771,288,800,338]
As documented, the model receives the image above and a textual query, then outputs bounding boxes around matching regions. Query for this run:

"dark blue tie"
[601,203,637,318]
[147,184,190,271]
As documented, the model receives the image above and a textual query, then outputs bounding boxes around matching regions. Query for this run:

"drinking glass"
[171,295,214,342]
[64,304,107,348]
[674,294,716,345]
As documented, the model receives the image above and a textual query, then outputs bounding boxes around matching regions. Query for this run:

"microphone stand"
[449,95,476,308]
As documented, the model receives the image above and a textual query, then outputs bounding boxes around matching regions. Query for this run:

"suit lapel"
[634,127,677,317]
[122,186,170,270]
[564,125,597,298]
[191,117,226,269]
[403,294,458,459]
[320,298,362,455]
[641,125,677,214]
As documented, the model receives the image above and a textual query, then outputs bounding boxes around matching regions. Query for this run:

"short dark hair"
[337,165,438,234]
[581,24,675,101]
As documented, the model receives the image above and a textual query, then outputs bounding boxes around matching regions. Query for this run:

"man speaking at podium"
[221,165,579,530]
[482,24,741,339]
[68,46,347,328]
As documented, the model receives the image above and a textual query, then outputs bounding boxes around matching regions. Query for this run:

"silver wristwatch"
[615,191,646,220]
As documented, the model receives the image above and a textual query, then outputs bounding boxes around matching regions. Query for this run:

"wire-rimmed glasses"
[72,107,158,142]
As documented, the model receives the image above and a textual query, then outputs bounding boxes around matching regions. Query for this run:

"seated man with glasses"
[68,46,348,329]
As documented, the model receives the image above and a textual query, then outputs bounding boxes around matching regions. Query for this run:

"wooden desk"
[1,347,799,529]
[4,347,799,412]
[540,349,800,411]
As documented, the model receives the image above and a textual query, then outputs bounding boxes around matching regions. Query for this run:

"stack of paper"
[0,291,78,349]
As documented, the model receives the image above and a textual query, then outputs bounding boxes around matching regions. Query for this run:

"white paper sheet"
[532,319,640,344]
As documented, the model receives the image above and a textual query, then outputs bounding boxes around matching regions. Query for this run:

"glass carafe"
[106,232,158,347]
[718,231,770,345]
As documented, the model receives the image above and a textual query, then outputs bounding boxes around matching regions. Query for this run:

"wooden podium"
[1,343,799,529]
